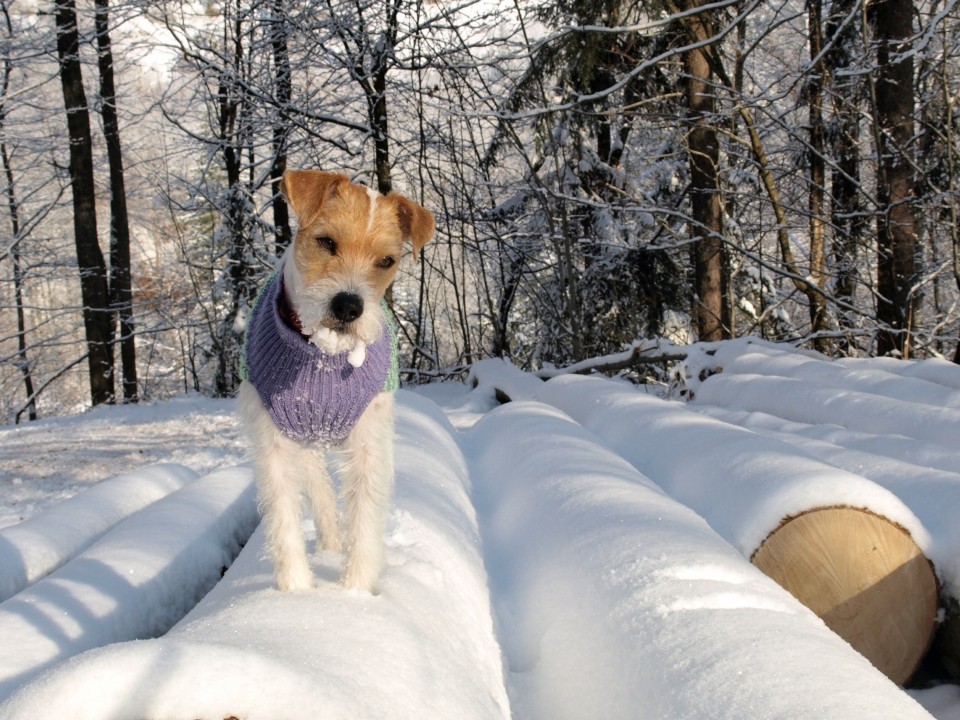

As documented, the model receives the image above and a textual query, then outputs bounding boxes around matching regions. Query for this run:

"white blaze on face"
[281,186,388,365]
[366,186,379,232]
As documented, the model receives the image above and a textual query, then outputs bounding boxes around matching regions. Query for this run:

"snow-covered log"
[469,357,545,403]
[0,466,257,701]
[705,340,960,410]
[535,374,938,685]
[465,400,933,719]
[0,463,197,602]
[693,370,960,449]
[690,343,960,680]
[836,354,960,392]
[0,393,511,720]
[694,403,960,678]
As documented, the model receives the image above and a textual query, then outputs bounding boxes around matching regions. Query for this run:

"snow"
[0,463,197,603]
[0,342,959,719]
[708,338,960,410]
[0,393,245,528]
[0,466,257,700]
[696,371,960,447]
[838,354,960,391]
[682,340,960,448]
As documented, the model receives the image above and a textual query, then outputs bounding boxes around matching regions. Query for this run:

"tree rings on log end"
[751,506,938,685]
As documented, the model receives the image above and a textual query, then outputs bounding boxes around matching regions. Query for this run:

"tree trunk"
[674,1,832,346]
[682,1,728,342]
[826,0,865,349]
[369,65,392,195]
[55,0,114,405]
[95,0,137,402]
[214,0,256,396]
[3,157,35,423]
[1,3,36,421]
[363,0,399,196]
[869,0,920,357]
[807,0,831,352]
[269,0,291,253]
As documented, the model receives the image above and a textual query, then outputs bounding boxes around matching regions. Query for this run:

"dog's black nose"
[331,292,364,324]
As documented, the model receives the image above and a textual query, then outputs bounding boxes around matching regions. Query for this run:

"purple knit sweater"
[243,274,392,445]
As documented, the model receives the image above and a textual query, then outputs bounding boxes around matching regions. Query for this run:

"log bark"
[751,506,938,684]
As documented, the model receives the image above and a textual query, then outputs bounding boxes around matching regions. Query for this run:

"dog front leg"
[339,393,395,593]
[239,382,314,591]
[255,434,315,592]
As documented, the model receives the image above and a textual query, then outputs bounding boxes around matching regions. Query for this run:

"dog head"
[279,170,435,354]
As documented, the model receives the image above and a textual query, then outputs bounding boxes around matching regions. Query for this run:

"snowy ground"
[0,394,246,529]
[0,341,959,718]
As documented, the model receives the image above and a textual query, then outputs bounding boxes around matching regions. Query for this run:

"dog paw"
[340,567,379,594]
[276,565,314,592]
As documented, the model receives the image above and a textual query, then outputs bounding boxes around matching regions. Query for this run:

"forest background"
[0,0,957,423]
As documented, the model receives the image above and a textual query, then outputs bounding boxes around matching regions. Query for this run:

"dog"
[238,170,434,592]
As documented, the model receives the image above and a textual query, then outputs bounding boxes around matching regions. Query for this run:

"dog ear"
[391,195,435,261]
[279,170,347,222]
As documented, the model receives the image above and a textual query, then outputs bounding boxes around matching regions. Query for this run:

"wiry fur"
[239,169,434,593]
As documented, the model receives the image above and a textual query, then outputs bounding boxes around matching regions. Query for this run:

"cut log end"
[751,506,938,685]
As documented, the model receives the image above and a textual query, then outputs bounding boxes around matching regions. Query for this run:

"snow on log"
[468,357,545,403]
[694,371,960,449]
[705,340,960,410]
[535,374,938,685]
[0,466,257,701]
[708,405,960,481]
[0,463,197,603]
[696,403,960,594]
[0,393,511,720]
[837,354,960,392]
[465,401,932,719]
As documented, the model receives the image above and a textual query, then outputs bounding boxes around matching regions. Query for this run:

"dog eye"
[377,256,396,270]
[316,236,336,255]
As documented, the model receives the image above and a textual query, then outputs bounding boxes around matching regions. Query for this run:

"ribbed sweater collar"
[243,274,392,445]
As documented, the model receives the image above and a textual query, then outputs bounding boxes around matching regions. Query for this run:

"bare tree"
[95,0,137,402]
[826,0,867,348]
[806,0,831,352]
[868,0,921,357]
[320,0,403,194]
[268,0,292,252]
[679,0,728,342]
[0,2,34,421]
[55,0,114,405]
[3,0,959,412]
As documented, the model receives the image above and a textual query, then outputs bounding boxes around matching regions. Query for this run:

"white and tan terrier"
[238,170,434,592]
